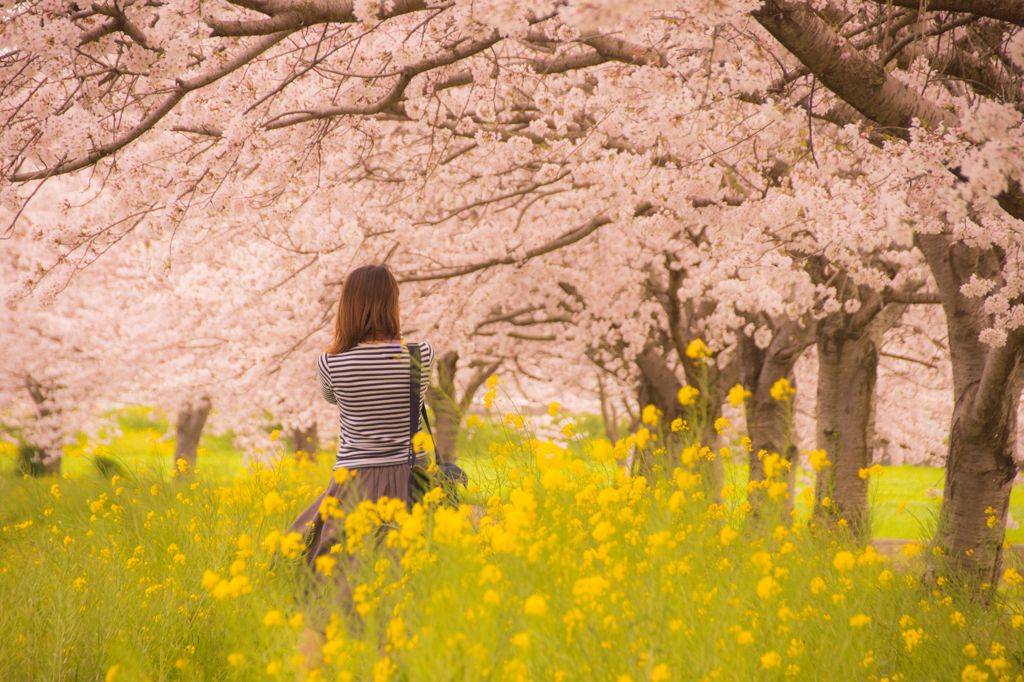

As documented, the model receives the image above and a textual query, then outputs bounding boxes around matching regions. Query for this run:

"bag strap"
[408,343,422,466]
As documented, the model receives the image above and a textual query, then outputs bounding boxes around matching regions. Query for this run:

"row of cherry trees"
[2,0,1022,593]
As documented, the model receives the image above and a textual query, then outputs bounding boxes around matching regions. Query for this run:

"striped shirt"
[317,341,434,469]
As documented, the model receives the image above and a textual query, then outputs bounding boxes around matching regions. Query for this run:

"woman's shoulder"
[402,340,433,366]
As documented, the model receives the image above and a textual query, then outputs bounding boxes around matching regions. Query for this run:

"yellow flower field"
[1,428,1023,681]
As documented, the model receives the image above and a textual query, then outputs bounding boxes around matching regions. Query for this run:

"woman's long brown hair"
[326,264,401,354]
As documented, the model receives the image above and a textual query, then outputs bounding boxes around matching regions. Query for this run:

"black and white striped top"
[317,341,434,469]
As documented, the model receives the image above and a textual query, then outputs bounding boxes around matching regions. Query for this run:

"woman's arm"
[316,354,337,405]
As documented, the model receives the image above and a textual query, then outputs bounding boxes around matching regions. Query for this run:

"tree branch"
[206,0,430,37]
[884,291,942,305]
[880,351,939,369]
[12,30,293,182]
[865,0,1024,27]
[752,0,1024,223]
[397,201,655,283]
[752,0,958,141]
[460,360,502,413]
[263,32,503,129]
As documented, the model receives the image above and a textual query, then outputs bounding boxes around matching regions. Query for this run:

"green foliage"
[93,455,126,479]
[16,442,47,477]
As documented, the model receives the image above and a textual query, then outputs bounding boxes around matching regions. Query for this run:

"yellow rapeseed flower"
[750,552,772,574]
[524,594,547,616]
[642,404,660,426]
[760,652,782,669]
[263,491,285,515]
[756,577,781,600]
[263,610,284,627]
[727,384,751,407]
[372,657,396,682]
[412,431,434,453]
[480,565,502,584]
[651,664,671,681]
[719,525,738,546]
[769,378,795,401]
[807,449,830,471]
[548,402,561,417]
[849,614,871,627]
[677,386,699,406]
[510,632,530,648]
[960,664,988,682]
[833,551,855,572]
[685,339,708,359]
[592,521,615,542]
[1003,568,1023,587]
[105,664,120,682]
[315,555,337,576]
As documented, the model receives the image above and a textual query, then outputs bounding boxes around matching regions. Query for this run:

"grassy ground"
[2,412,1023,682]
[4,407,1024,542]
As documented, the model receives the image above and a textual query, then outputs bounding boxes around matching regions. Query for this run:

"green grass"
[2,420,1023,681]
[5,408,1024,542]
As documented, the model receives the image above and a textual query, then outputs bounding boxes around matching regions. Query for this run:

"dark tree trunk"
[291,423,319,460]
[174,395,212,473]
[814,293,905,540]
[740,319,813,517]
[815,320,877,538]
[633,346,724,494]
[917,234,1023,595]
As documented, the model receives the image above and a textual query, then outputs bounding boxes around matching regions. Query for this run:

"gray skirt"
[288,462,411,567]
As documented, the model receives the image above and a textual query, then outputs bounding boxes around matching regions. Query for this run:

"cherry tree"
[3,0,1024,594]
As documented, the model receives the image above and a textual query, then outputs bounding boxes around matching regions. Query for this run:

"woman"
[289,262,433,565]
[289,264,433,663]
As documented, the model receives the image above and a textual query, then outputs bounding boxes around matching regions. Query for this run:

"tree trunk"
[815,323,876,538]
[740,319,813,517]
[633,346,724,494]
[940,386,1020,590]
[425,351,501,464]
[174,395,212,473]
[24,374,62,475]
[917,233,1024,595]
[427,351,462,464]
[291,423,319,460]
[597,372,619,443]
[814,298,905,540]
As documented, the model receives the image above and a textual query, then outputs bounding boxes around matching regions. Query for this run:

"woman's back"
[317,341,434,470]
